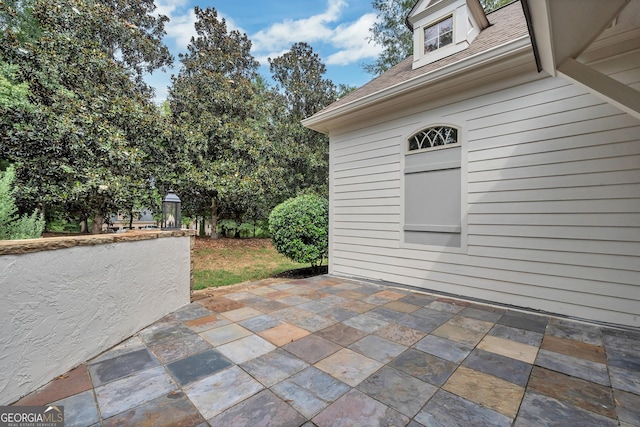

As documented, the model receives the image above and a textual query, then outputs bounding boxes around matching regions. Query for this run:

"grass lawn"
[192,237,310,290]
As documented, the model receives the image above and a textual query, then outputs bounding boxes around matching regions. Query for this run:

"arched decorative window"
[408,126,458,152]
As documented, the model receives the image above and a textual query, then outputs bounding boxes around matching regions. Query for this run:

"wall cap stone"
[0,230,196,256]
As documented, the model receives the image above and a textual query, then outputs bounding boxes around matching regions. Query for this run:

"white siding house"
[303,0,640,327]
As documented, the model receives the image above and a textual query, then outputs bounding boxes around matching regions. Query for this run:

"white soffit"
[526,0,630,75]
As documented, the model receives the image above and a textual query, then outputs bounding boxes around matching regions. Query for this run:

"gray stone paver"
[14,275,639,426]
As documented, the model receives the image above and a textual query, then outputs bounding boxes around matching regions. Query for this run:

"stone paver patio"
[13,275,640,426]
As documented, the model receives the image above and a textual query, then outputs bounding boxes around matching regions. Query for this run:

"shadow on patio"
[14,275,640,426]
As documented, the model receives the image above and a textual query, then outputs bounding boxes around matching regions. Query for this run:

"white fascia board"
[302,35,532,133]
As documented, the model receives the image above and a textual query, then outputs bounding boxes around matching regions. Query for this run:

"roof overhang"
[521,0,630,75]
[521,0,640,120]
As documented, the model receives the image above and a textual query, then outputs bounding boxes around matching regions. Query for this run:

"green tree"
[168,6,269,238]
[364,0,513,76]
[0,166,45,240]
[268,42,337,198]
[0,0,172,233]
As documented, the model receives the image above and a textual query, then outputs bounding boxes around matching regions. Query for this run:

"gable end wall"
[329,59,640,327]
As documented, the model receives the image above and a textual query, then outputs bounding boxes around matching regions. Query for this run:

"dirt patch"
[274,265,329,279]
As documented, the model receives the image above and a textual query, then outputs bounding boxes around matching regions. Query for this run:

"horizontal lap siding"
[329,68,640,326]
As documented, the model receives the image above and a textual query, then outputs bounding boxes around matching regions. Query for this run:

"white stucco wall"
[0,232,193,404]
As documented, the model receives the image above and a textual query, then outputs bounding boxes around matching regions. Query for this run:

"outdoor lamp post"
[161,190,181,230]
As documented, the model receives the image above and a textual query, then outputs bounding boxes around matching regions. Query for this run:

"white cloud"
[250,0,381,66]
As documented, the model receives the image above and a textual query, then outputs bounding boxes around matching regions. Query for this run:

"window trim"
[423,15,454,54]
[406,125,460,155]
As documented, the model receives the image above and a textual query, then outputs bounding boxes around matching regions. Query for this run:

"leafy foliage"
[0,0,172,232]
[268,194,328,268]
[0,166,44,240]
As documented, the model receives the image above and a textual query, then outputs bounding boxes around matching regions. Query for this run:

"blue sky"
[148,0,383,103]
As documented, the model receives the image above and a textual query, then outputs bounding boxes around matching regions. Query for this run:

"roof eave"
[303,35,532,134]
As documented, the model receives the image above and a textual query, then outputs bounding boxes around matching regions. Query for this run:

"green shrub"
[0,166,45,240]
[269,194,328,268]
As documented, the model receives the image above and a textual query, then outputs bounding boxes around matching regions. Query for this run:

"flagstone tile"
[414,389,512,427]
[343,314,389,333]
[279,295,312,306]
[216,335,276,364]
[614,388,640,427]
[362,294,394,305]
[149,333,212,364]
[238,313,282,333]
[488,324,543,347]
[258,322,310,346]
[367,306,408,323]
[198,297,244,313]
[497,311,547,334]
[240,348,308,387]
[319,307,359,322]
[184,314,232,332]
[139,323,196,347]
[298,300,332,313]
[101,391,204,427]
[283,334,341,364]
[174,304,213,322]
[535,349,610,386]
[288,312,337,332]
[208,389,305,427]
[427,300,466,314]
[200,323,252,346]
[514,392,617,427]
[312,389,409,427]
[271,307,314,324]
[338,299,375,313]
[332,281,364,291]
[411,307,455,325]
[315,348,383,387]
[51,390,100,427]
[248,298,289,313]
[399,293,436,306]
[14,364,92,406]
[432,316,491,347]
[414,335,473,364]
[349,335,407,364]
[527,366,615,418]
[443,366,525,418]
[389,348,457,386]
[89,348,160,387]
[609,365,640,395]
[396,312,450,334]
[541,334,606,364]
[459,306,504,323]
[315,322,368,346]
[383,300,420,313]
[166,349,233,386]
[375,323,426,346]
[477,335,538,364]
[89,336,148,364]
[546,317,603,346]
[223,291,255,301]
[183,366,263,420]
[358,366,437,417]
[271,366,350,418]
[95,366,177,419]
[265,290,292,300]
[337,290,368,300]
[372,290,406,301]
[220,306,263,322]
[603,333,640,372]
[463,348,532,387]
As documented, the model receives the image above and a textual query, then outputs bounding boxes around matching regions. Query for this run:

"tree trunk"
[81,218,89,233]
[199,216,206,237]
[91,212,104,234]
[128,208,134,229]
[210,198,218,239]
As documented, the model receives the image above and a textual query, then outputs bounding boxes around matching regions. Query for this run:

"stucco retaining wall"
[0,230,194,404]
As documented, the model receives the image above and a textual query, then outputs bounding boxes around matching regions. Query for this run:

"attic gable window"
[424,16,453,53]
[408,126,458,152]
